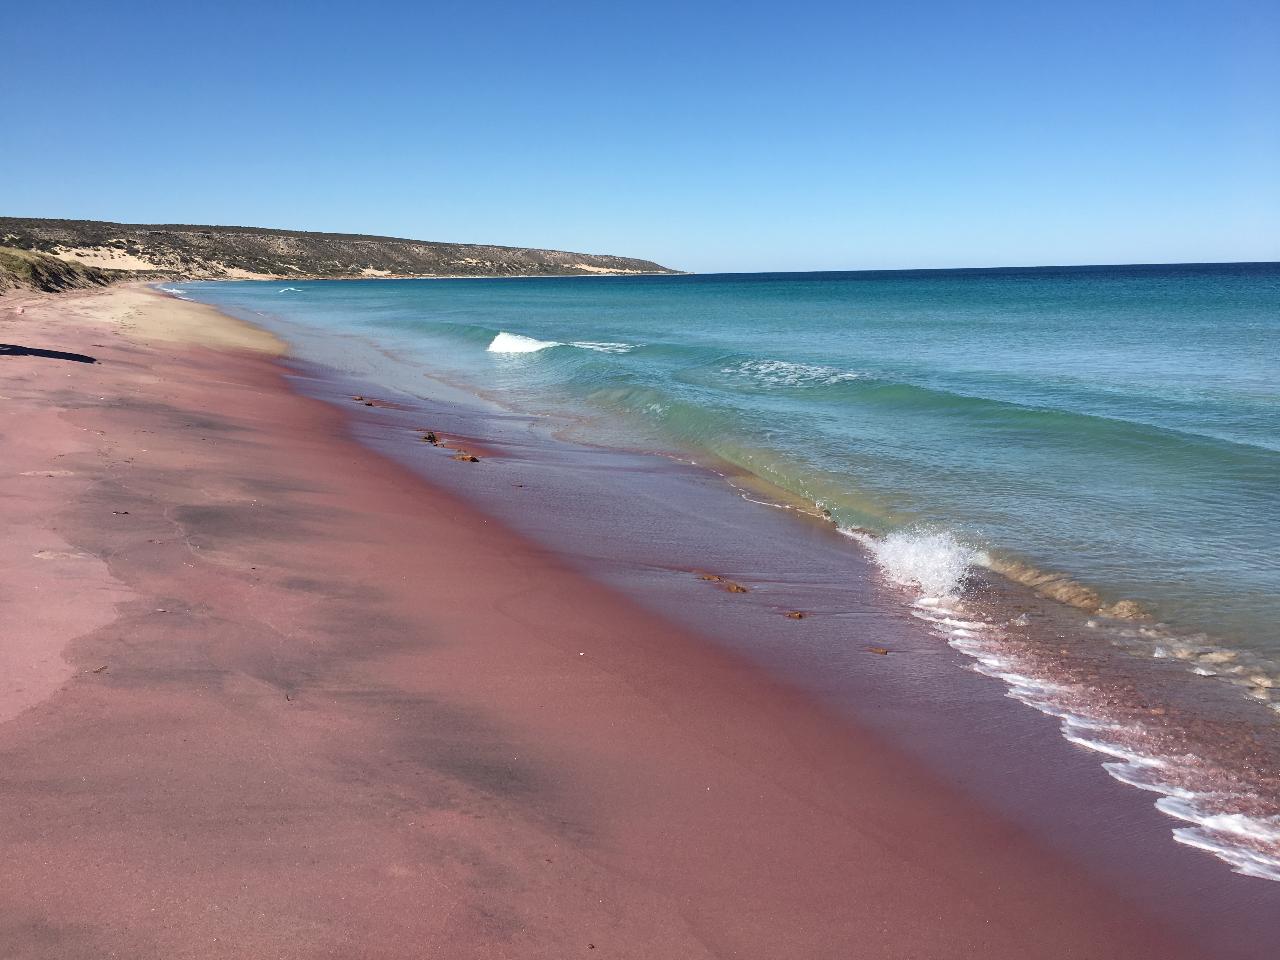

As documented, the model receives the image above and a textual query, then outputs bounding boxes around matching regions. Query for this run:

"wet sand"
[0,285,1234,958]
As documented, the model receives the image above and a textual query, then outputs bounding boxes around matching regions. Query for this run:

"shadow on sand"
[1,344,97,364]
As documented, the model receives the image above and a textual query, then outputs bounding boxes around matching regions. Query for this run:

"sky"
[2,0,1277,273]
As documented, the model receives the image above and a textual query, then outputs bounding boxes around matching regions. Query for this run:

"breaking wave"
[487,331,560,353]
[487,332,637,355]
[842,526,985,600]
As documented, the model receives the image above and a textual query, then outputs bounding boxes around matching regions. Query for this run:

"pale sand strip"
[85,284,287,353]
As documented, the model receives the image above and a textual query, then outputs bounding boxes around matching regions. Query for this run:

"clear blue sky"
[3,0,1276,272]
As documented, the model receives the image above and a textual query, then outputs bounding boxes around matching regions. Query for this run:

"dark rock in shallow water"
[786,610,806,619]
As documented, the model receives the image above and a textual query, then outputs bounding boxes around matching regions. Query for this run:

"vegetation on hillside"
[0,246,115,293]
[0,217,678,280]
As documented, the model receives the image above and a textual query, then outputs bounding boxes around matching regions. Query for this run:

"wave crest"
[487,331,560,353]
[720,358,862,387]
[571,341,635,353]
[486,332,636,355]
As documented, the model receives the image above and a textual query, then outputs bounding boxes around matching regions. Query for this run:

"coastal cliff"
[0,217,679,281]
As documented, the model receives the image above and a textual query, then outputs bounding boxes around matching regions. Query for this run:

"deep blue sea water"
[181,263,1279,663]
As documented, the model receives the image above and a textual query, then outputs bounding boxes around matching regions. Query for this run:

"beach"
[0,284,1274,959]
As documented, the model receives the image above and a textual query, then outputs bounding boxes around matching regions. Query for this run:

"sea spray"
[847,527,984,600]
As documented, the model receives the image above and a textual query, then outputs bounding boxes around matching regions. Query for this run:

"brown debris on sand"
[695,572,747,593]
[451,452,480,463]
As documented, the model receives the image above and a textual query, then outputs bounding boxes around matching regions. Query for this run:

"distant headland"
[0,216,679,290]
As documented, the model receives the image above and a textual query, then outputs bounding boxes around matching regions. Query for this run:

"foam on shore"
[846,524,1280,883]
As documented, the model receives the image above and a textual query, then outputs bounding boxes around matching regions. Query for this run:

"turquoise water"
[181,264,1279,663]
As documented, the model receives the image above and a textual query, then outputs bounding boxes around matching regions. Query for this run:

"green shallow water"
[182,263,1280,658]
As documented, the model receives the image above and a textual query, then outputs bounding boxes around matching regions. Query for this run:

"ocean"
[177,262,1280,880]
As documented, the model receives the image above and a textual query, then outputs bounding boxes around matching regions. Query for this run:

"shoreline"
[0,284,1268,957]
[275,316,1280,919]
[204,276,1280,886]
[184,272,1274,664]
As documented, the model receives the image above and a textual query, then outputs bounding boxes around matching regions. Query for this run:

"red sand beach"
[0,286,1230,958]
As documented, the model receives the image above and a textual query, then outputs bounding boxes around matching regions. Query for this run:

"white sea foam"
[158,286,187,295]
[721,358,862,387]
[849,527,982,599]
[968,635,1280,880]
[1002,677,1280,881]
[1062,730,1165,765]
[487,331,560,353]
[1159,799,1280,881]
[1103,760,1196,797]
[1157,798,1280,843]
[572,341,635,353]
[278,287,303,293]
[486,333,635,355]
[1171,827,1280,881]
